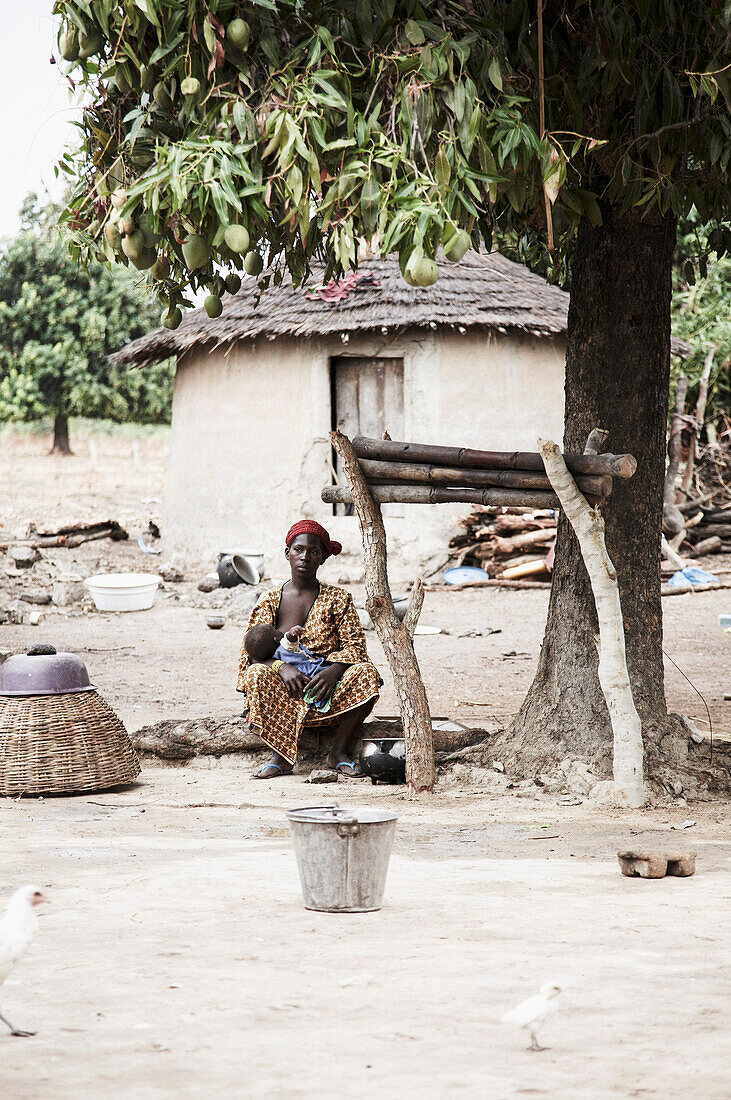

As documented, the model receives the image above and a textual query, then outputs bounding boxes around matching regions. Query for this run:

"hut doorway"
[330,356,404,516]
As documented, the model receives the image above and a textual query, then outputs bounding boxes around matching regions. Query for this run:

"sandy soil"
[1,426,731,1098]
[1,772,730,1099]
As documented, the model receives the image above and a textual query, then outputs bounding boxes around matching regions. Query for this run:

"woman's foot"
[252,754,294,779]
[326,753,363,778]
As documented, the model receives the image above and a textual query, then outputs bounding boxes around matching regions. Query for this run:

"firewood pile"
[448,506,557,579]
[664,403,731,561]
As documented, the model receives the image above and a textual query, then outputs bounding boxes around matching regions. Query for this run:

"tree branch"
[330,430,435,793]
[538,436,646,808]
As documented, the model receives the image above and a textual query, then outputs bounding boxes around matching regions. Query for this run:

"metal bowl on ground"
[355,596,409,631]
[360,736,406,785]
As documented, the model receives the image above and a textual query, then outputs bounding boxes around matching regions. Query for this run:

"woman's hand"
[306,663,346,705]
[277,662,310,699]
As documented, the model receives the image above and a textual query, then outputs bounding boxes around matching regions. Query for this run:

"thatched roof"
[112,251,571,368]
[113,250,690,367]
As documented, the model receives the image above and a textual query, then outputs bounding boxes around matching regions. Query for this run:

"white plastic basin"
[85,573,160,612]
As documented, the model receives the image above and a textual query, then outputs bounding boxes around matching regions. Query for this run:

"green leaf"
[579,191,602,226]
[488,59,503,92]
[288,164,304,206]
[405,20,425,46]
[435,149,451,192]
[453,81,466,123]
[317,26,336,55]
[134,0,159,27]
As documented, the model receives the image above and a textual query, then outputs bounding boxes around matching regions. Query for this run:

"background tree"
[55,1,731,782]
[0,195,173,454]
[672,216,731,422]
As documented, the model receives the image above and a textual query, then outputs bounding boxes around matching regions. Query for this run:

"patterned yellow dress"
[237,583,381,764]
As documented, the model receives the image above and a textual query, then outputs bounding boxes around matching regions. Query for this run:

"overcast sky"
[1,2,81,239]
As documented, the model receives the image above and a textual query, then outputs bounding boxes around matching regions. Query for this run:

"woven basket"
[0,690,141,796]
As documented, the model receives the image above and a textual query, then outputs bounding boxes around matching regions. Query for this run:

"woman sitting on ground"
[237,520,381,779]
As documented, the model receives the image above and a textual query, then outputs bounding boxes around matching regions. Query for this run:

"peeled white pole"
[538,438,646,809]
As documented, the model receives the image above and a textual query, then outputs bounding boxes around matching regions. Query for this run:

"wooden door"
[331,357,404,515]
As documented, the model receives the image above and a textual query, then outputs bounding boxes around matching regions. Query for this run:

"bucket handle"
[337,817,360,838]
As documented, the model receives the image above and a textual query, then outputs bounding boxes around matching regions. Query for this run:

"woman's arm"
[326,592,369,664]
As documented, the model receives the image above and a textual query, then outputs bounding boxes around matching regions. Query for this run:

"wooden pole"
[358,458,612,498]
[664,374,688,505]
[663,375,688,536]
[352,436,637,479]
[330,431,435,794]
[538,436,646,808]
[681,347,714,494]
[323,483,600,510]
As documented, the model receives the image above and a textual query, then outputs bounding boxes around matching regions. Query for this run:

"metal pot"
[360,736,406,785]
[0,645,95,697]
[217,553,258,588]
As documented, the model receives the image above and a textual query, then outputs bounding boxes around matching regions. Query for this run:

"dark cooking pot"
[217,553,258,588]
[360,737,406,785]
[0,645,95,697]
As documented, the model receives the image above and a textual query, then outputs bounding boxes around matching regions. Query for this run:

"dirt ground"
[2,426,731,1098]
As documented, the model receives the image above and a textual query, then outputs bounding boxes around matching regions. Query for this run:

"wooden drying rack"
[322,431,643,806]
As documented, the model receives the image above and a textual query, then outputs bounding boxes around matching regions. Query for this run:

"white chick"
[0,885,48,1037]
[502,981,561,1051]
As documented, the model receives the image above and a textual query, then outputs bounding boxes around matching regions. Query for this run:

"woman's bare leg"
[326,698,376,771]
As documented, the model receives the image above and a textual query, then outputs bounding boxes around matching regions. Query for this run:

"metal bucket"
[286,803,398,913]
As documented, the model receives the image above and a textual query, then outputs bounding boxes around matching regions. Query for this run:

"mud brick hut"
[113,251,576,577]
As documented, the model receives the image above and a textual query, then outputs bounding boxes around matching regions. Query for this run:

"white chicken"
[502,981,561,1051]
[0,885,48,1037]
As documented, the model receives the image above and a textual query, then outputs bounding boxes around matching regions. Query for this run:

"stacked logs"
[663,410,731,559]
[448,506,558,578]
[322,436,636,511]
[682,508,731,556]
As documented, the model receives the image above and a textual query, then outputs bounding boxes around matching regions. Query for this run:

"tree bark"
[506,206,685,780]
[50,413,73,456]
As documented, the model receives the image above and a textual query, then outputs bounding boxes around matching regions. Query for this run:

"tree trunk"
[505,205,687,782]
[50,413,73,455]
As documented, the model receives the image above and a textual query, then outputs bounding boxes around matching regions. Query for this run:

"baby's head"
[244,624,283,662]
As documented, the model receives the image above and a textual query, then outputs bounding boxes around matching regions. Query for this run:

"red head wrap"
[285,520,342,559]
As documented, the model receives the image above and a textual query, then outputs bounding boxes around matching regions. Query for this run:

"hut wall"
[163,329,566,580]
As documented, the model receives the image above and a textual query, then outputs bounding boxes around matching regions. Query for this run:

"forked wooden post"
[538,436,646,808]
[330,430,435,793]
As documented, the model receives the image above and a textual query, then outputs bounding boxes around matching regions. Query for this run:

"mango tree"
[0,195,173,453]
[55,0,731,785]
